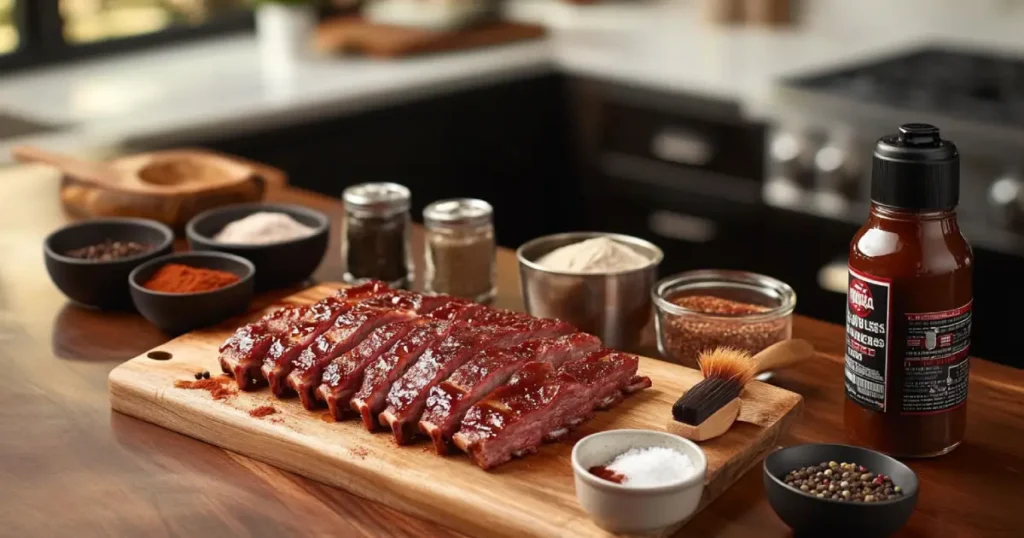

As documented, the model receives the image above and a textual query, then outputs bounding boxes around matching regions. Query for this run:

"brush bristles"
[671,347,758,426]
[697,347,756,387]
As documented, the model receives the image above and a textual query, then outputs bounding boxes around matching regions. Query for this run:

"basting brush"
[667,339,814,441]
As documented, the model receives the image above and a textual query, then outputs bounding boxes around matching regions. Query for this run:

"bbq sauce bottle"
[844,124,973,458]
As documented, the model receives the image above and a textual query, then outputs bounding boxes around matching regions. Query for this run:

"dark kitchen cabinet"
[566,77,772,279]
[130,74,581,250]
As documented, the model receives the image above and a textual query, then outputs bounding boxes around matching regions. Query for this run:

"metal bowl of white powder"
[516,232,663,349]
[572,429,706,534]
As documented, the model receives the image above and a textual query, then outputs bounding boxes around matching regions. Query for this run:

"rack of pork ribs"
[218,281,652,469]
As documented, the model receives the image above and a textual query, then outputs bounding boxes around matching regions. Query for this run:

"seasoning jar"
[844,124,973,458]
[423,198,496,302]
[341,182,412,288]
[652,270,796,372]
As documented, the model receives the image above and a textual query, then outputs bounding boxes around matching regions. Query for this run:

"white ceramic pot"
[571,429,707,534]
[256,3,316,71]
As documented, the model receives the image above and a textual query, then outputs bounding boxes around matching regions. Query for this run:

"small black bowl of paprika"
[763,443,919,537]
[129,252,255,335]
[44,217,175,309]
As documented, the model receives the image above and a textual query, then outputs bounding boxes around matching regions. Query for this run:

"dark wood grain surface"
[2,165,1022,537]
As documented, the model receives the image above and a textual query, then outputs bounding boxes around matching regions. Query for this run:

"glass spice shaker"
[341,182,412,288]
[423,198,496,303]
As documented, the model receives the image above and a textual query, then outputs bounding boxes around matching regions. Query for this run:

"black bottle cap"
[871,123,960,210]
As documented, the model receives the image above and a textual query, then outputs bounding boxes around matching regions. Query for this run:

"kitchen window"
[0,0,254,71]
[0,0,19,55]
[59,0,248,45]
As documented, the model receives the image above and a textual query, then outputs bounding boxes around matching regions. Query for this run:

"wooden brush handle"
[752,339,814,375]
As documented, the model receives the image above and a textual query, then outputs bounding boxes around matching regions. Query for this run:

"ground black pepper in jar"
[424,199,495,302]
[341,183,411,288]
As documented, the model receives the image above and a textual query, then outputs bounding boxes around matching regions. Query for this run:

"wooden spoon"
[11,145,147,194]
[14,145,262,198]
[667,338,815,442]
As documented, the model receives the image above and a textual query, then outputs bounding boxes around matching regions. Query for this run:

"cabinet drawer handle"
[651,128,714,166]
[817,261,848,294]
[647,210,717,244]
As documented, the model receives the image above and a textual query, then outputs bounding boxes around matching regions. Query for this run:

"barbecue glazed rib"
[258,283,390,397]
[218,305,302,391]
[452,350,651,470]
[380,318,577,444]
[316,298,475,419]
[419,332,601,454]
[219,282,387,391]
[351,321,464,430]
[317,320,421,420]
[284,305,413,408]
[282,290,453,407]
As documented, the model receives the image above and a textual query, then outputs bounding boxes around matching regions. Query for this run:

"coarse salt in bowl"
[571,429,707,534]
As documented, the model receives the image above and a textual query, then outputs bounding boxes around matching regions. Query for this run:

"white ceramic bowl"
[571,429,707,534]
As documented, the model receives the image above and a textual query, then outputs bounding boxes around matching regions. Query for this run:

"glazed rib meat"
[351,321,464,430]
[281,290,449,408]
[380,317,577,444]
[219,281,386,391]
[218,304,303,391]
[257,283,391,397]
[452,350,650,470]
[316,299,477,419]
[419,332,602,454]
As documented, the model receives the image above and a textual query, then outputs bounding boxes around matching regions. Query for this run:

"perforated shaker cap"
[423,198,493,228]
[342,182,411,217]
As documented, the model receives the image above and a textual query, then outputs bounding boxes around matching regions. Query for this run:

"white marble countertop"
[3,0,1024,162]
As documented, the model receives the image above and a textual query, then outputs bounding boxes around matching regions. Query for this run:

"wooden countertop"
[3,165,1022,537]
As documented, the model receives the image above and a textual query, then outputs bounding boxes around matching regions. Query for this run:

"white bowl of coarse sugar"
[571,429,707,534]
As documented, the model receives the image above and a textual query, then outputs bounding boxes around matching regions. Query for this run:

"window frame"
[0,0,254,73]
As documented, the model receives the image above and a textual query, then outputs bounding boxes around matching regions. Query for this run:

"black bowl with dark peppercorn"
[186,203,329,291]
[44,218,174,309]
[763,444,919,537]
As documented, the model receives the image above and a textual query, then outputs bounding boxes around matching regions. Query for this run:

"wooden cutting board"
[108,284,803,538]
[315,17,546,58]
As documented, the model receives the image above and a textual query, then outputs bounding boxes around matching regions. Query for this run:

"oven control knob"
[769,130,818,188]
[988,174,1024,228]
[814,144,861,198]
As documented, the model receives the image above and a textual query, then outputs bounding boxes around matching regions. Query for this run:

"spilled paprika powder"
[143,263,240,294]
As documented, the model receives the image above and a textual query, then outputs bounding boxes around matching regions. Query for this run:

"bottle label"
[901,302,972,414]
[844,268,891,411]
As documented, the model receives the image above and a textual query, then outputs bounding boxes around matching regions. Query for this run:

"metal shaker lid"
[343,183,411,216]
[423,198,493,228]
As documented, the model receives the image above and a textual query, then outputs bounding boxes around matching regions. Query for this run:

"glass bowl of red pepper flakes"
[652,270,796,370]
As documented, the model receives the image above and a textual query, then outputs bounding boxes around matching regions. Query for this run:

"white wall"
[798,0,1024,37]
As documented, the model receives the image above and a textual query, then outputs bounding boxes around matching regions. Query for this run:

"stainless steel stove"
[767,45,1024,255]
[765,45,1024,368]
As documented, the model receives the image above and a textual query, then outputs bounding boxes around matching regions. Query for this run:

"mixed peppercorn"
[783,461,904,503]
[64,239,152,261]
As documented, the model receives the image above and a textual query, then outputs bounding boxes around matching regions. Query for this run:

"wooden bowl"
[57,149,288,233]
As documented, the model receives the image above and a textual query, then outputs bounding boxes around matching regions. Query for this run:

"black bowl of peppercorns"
[44,218,174,309]
[763,444,919,537]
